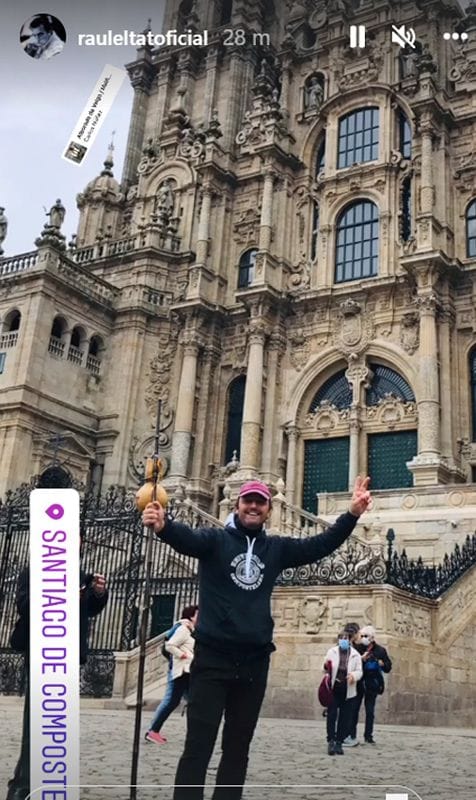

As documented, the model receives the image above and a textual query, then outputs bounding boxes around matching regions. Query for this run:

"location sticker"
[30,489,80,800]
[62,64,126,164]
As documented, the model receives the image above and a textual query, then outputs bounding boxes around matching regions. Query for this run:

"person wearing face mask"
[323,630,363,755]
[351,625,392,744]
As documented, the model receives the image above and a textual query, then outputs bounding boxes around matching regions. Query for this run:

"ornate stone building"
[2,0,476,555]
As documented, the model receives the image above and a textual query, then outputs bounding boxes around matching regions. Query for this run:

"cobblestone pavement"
[1,699,474,800]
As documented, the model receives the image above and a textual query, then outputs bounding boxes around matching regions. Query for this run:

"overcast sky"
[0,1,472,256]
[0,1,165,255]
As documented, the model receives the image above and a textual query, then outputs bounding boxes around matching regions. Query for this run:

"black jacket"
[160,511,358,652]
[10,566,108,664]
[356,641,392,673]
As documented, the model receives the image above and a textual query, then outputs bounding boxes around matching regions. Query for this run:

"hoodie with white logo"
[159,511,358,653]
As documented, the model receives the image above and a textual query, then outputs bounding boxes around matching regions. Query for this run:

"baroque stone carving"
[304,400,349,434]
[145,327,179,416]
[392,600,431,640]
[365,395,417,429]
[333,299,373,356]
[400,311,420,354]
[233,207,260,244]
[289,328,311,371]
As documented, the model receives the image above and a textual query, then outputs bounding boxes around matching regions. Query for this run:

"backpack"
[161,622,181,661]
[363,657,385,695]
[318,672,334,707]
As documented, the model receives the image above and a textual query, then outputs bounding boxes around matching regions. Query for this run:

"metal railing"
[0,331,19,348]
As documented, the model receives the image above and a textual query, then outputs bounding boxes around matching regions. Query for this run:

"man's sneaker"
[334,742,344,755]
[342,736,359,747]
[145,730,167,744]
[327,741,336,756]
[364,736,376,744]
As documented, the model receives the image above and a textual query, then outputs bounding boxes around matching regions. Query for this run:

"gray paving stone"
[1,699,474,800]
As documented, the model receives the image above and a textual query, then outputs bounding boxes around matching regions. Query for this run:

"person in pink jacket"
[323,630,363,755]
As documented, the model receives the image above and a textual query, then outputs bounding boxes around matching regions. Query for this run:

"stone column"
[345,360,368,490]
[439,307,455,465]
[193,346,220,478]
[416,294,440,459]
[170,337,200,477]
[259,169,275,251]
[284,425,299,505]
[196,187,212,265]
[280,61,291,118]
[203,45,220,123]
[122,62,154,186]
[420,122,434,214]
[261,335,283,482]
[239,323,266,472]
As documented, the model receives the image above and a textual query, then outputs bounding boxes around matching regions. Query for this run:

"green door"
[151,593,176,637]
[303,437,350,514]
[368,430,417,489]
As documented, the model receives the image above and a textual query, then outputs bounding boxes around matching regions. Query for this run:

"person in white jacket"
[145,605,198,744]
[323,630,363,755]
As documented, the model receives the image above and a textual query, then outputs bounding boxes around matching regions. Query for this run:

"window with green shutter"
[303,437,350,513]
[367,430,417,489]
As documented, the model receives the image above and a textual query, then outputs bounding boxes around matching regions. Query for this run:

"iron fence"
[1,483,475,696]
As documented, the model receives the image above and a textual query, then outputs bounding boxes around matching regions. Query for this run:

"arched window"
[310,369,353,411]
[398,111,412,159]
[338,107,379,169]
[224,376,246,462]
[311,202,320,261]
[4,310,21,332]
[400,176,412,242]
[50,316,67,339]
[177,0,193,29]
[366,364,415,406]
[316,137,325,177]
[238,248,257,288]
[220,0,233,24]
[335,201,379,283]
[466,200,476,258]
[70,326,85,349]
[470,349,476,441]
[87,335,104,375]
[68,326,86,365]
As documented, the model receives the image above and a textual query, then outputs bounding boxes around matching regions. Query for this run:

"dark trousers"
[6,672,30,800]
[351,682,378,739]
[326,681,352,744]
[348,679,365,739]
[151,673,189,732]
[173,643,270,800]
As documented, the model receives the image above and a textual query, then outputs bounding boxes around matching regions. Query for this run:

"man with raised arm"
[143,475,372,800]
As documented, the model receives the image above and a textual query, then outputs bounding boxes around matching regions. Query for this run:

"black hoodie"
[159,510,358,653]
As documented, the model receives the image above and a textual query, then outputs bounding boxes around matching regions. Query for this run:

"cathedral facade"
[1,0,476,554]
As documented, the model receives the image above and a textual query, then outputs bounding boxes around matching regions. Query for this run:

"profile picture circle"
[20,14,66,60]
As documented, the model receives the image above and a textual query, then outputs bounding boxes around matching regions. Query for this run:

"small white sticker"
[62,64,126,164]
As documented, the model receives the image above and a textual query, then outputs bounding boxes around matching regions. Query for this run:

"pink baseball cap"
[238,480,272,501]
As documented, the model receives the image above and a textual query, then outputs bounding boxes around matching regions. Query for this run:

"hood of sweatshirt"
[225,513,266,580]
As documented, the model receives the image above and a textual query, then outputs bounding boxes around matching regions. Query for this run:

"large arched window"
[366,364,415,405]
[338,107,379,169]
[224,376,246,462]
[470,349,476,441]
[335,201,379,283]
[302,362,417,511]
[310,369,352,411]
[238,248,257,288]
[467,201,476,258]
